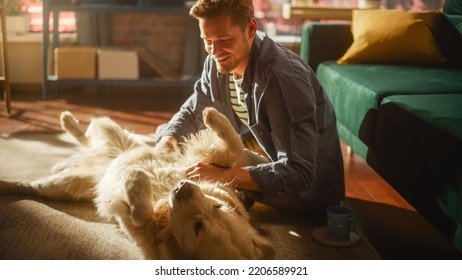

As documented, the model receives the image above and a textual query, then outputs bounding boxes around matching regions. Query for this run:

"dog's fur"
[0,107,275,260]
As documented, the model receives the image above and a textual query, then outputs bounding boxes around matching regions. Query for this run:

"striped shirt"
[229,74,249,126]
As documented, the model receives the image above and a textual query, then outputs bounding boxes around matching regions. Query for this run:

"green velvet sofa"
[300,1,462,253]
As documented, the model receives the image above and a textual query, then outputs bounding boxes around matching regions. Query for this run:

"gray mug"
[326,205,354,239]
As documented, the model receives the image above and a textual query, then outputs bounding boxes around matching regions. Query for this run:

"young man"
[155,0,344,220]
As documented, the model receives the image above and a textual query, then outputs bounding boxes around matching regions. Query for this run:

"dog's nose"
[173,181,197,201]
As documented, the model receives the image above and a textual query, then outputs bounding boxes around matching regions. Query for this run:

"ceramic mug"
[326,205,354,239]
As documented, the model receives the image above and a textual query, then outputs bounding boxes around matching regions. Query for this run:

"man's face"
[199,14,256,76]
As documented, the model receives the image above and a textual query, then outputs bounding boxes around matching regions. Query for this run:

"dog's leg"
[203,107,243,150]
[124,169,154,226]
[116,207,173,260]
[202,107,270,167]
[0,171,95,201]
[97,166,154,224]
[62,111,144,154]
[100,168,164,259]
[60,111,88,146]
[201,107,244,167]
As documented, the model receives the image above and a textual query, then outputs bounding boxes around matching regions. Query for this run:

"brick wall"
[111,13,189,76]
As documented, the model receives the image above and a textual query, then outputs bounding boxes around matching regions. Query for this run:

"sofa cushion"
[437,14,462,67]
[337,9,446,64]
[382,94,462,141]
[300,23,352,71]
[445,14,462,36]
[376,94,462,250]
[445,14,462,37]
[317,61,462,160]
[444,0,462,15]
[435,0,462,67]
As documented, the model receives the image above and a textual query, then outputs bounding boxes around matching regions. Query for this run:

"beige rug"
[0,132,379,260]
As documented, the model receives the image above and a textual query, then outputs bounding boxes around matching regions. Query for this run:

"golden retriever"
[0,107,275,260]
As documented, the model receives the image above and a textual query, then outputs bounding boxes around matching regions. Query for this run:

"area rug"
[0,132,379,260]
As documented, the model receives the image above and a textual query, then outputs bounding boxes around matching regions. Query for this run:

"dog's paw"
[60,111,78,129]
[60,111,88,145]
[202,107,230,137]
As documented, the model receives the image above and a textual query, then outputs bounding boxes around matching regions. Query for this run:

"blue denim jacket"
[156,31,344,213]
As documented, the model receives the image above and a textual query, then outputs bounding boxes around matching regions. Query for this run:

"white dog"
[0,107,275,260]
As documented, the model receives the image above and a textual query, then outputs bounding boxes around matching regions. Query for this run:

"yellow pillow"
[337,9,446,64]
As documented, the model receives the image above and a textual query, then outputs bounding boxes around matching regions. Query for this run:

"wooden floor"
[0,88,414,211]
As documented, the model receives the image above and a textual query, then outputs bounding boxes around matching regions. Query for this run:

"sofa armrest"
[300,22,353,72]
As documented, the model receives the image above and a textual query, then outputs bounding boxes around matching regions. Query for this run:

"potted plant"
[1,0,30,35]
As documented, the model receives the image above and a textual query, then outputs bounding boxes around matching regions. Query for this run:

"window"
[255,0,300,35]
[253,0,446,36]
[23,0,76,32]
[18,0,446,35]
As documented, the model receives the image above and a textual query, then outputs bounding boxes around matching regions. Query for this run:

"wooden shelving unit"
[1,6,11,114]
[42,0,199,99]
[282,3,356,21]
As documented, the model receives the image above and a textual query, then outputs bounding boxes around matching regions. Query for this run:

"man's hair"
[189,0,254,30]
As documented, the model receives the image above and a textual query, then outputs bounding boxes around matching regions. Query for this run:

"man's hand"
[186,161,260,192]
[186,162,232,182]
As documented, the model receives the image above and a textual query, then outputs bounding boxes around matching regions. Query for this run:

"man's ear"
[247,18,257,38]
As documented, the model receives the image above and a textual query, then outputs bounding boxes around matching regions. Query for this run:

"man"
[155,0,344,220]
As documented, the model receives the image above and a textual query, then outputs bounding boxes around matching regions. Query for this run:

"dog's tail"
[60,111,89,146]
[0,180,38,196]
[0,174,95,201]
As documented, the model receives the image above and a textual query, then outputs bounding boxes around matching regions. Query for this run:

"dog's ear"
[156,219,193,260]
[252,234,276,260]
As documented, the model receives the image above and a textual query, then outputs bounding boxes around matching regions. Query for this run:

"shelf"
[42,0,198,99]
[7,32,76,43]
[282,3,356,21]
[47,3,190,13]
[46,75,197,87]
